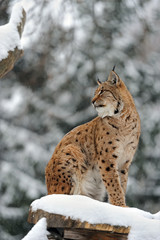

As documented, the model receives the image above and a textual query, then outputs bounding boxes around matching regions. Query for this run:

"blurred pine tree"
[0,0,160,239]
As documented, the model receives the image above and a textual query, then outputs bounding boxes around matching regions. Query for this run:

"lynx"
[45,69,140,206]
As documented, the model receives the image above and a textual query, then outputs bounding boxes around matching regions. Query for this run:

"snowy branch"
[0,3,26,78]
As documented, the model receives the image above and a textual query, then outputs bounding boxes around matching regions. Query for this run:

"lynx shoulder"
[45,70,140,207]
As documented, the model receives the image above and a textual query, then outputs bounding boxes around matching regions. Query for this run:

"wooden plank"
[28,208,130,235]
[47,228,64,240]
[64,228,128,240]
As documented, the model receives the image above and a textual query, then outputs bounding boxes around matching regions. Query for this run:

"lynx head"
[92,69,131,118]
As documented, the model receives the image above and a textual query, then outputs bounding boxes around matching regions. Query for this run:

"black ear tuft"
[96,76,102,85]
[112,65,116,71]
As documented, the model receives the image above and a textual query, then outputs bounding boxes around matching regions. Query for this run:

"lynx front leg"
[119,159,132,194]
[98,160,126,207]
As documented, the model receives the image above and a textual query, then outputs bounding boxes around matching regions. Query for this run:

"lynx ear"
[107,70,120,85]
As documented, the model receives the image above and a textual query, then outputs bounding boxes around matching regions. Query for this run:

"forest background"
[0,0,160,239]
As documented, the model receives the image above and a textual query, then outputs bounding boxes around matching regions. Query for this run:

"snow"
[0,3,23,61]
[30,194,160,240]
[1,0,160,239]
[9,3,24,26]
[22,218,49,240]
[0,87,23,116]
[154,211,160,220]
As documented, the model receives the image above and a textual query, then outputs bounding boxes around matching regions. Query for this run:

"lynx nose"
[92,100,100,108]
[92,96,97,105]
[92,99,96,105]
[92,99,97,108]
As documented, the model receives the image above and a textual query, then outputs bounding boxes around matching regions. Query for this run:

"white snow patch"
[31,194,160,240]
[94,2,105,17]
[0,2,23,61]
[22,218,49,240]
[153,211,160,220]
[1,88,23,115]
[9,2,23,26]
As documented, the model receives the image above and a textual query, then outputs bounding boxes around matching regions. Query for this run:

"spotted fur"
[45,70,141,207]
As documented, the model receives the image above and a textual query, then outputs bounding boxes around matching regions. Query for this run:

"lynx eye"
[99,89,104,95]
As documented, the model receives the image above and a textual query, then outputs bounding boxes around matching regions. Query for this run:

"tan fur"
[45,70,140,207]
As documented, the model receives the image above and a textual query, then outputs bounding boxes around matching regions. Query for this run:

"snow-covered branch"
[0,3,26,78]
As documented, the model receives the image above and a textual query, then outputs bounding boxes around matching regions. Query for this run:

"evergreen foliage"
[0,0,160,239]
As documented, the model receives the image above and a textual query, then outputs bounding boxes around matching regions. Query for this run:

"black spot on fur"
[114,108,119,114]
[84,159,89,166]
[121,170,125,174]
[81,148,85,153]
[73,165,78,168]
[109,123,119,130]
[108,141,112,144]
[126,115,131,121]
[82,165,87,170]
[106,167,110,171]
[132,124,137,130]
[112,154,118,158]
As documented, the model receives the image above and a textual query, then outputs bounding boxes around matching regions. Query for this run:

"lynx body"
[45,70,140,206]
